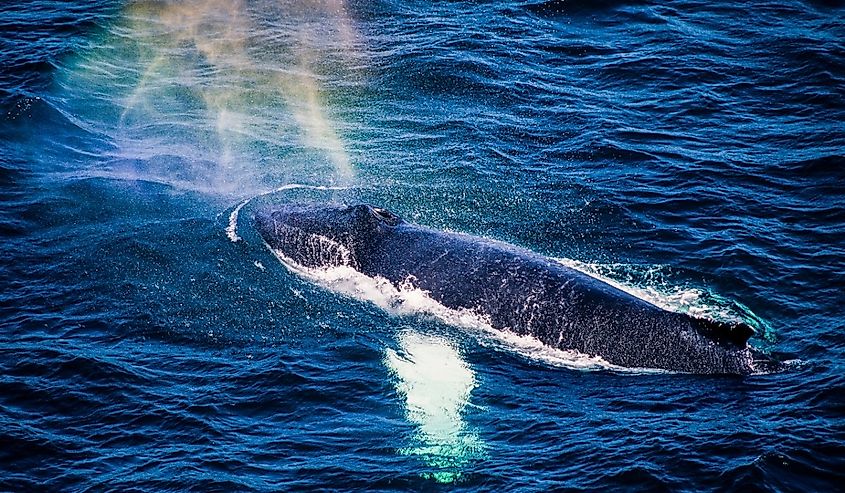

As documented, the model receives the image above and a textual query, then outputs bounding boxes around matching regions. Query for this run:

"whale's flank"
[254,203,767,374]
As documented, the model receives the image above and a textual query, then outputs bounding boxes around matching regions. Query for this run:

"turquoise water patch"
[385,330,485,483]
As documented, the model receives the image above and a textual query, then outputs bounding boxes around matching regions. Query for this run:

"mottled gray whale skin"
[255,203,764,374]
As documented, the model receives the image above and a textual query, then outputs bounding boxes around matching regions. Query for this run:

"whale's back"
[360,224,756,374]
[254,203,760,374]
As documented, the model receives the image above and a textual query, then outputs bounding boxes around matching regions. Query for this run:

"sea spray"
[59,0,363,194]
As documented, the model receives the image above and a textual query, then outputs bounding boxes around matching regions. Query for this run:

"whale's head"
[253,203,402,269]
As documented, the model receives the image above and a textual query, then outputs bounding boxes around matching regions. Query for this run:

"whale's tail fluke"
[692,317,755,348]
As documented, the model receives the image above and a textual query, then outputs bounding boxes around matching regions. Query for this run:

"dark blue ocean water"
[2,0,844,490]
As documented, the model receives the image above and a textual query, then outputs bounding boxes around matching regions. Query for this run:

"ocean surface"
[1,0,844,490]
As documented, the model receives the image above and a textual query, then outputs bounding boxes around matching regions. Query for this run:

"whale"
[254,203,767,374]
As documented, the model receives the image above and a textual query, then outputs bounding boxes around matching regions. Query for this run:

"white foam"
[226,198,250,242]
[225,183,348,243]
